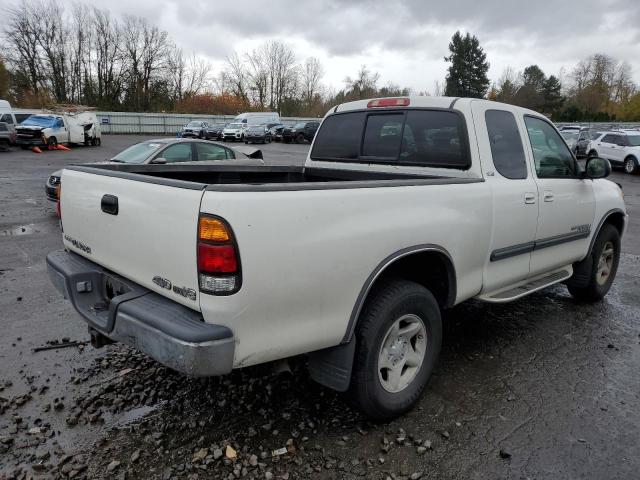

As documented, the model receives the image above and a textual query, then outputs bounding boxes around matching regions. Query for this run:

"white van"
[232,112,280,126]
[0,100,18,142]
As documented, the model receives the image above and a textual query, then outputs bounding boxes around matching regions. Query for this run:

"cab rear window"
[311,109,470,169]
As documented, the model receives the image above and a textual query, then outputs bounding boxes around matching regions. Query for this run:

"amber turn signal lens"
[199,217,230,242]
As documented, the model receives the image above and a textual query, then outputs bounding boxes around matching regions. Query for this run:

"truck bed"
[66,163,482,191]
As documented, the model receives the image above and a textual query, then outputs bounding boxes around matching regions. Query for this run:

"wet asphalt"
[0,136,639,479]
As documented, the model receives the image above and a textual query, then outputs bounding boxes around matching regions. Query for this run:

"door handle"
[101,194,119,215]
[524,193,536,204]
[543,191,554,202]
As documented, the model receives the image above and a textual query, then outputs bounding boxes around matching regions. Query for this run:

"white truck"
[16,110,101,149]
[47,97,626,420]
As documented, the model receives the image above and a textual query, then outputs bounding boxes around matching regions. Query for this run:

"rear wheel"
[568,224,620,302]
[624,156,638,174]
[350,278,442,421]
[296,133,305,144]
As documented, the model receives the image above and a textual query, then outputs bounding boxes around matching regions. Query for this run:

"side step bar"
[477,267,573,303]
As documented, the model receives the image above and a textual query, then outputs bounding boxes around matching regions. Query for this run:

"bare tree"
[222,52,248,101]
[301,57,324,108]
[3,2,45,96]
[93,7,125,108]
[37,0,69,102]
[67,2,92,103]
[245,47,269,108]
[184,53,211,97]
[344,65,380,99]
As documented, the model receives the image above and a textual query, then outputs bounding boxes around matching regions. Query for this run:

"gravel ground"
[1,137,639,480]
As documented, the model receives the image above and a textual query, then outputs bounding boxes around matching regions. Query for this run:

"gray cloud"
[2,0,639,91]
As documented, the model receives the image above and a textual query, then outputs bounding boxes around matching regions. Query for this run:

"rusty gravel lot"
[1,137,639,480]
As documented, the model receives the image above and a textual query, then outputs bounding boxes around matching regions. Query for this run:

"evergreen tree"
[542,75,564,117]
[444,31,490,98]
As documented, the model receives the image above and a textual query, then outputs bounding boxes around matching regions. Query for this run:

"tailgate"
[60,168,205,310]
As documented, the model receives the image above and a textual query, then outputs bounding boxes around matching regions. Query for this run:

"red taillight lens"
[367,97,410,108]
[198,244,237,273]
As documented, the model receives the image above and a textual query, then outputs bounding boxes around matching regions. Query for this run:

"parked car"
[273,123,290,142]
[558,125,584,132]
[16,112,101,148]
[181,121,209,138]
[45,138,265,202]
[0,121,15,151]
[205,123,227,140]
[244,124,272,144]
[47,96,626,421]
[282,121,320,143]
[587,130,640,174]
[222,122,246,142]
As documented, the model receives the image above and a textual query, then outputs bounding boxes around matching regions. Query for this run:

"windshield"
[186,121,202,127]
[227,123,243,129]
[561,131,578,141]
[22,116,57,128]
[111,142,164,164]
[294,122,306,129]
[627,135,640,146]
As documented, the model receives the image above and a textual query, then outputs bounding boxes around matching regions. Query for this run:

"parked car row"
[180,112,321,145]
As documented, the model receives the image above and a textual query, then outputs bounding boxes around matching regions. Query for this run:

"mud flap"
[307,338,356,392]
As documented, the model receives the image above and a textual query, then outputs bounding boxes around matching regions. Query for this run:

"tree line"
[443,31,640,121]
[1,1,639,121]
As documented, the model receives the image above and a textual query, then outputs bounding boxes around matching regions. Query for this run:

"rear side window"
[311,109,470,169]
[485,110,527,179]
[310,112,364,160]
[601,134,617,144]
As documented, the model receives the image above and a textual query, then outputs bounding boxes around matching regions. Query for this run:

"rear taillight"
[367,97,410,108]
[197,215,241,295]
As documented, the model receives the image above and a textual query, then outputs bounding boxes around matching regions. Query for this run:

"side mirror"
[583,157,611,179]
[151,157,167,164]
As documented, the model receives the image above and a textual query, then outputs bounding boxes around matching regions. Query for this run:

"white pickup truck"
[47,97,626,420]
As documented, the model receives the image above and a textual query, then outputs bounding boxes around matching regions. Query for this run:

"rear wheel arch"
[345,245,456,344]
[308,246,455,393]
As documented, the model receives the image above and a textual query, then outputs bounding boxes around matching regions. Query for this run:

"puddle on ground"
[1,224,38,236]
[114,402,165,427]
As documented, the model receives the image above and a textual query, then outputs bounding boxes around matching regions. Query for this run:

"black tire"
[568,224,620,302]
[20,145,29,150]
[624,156,638,175]
[48,137,58,148]
[350,278,442,421]
[587,149,598,159]
[296,133,305,144]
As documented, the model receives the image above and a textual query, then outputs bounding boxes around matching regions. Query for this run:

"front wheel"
[587,149,598,159]
[296,133,305,144]
[350,278,442,421]
[624,156,638,174]
[48,137,58,148]
[568,224,620,302]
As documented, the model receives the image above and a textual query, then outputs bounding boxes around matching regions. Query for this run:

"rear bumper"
[46,249,235,377]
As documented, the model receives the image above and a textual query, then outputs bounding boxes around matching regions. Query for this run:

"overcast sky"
[22,0,640,93]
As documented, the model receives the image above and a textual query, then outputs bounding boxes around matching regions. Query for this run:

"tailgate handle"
[101,194,119,215]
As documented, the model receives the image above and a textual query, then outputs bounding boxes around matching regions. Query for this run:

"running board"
[477,267,573,303]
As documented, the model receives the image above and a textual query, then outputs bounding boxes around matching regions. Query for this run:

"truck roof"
[332,96,545,119]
